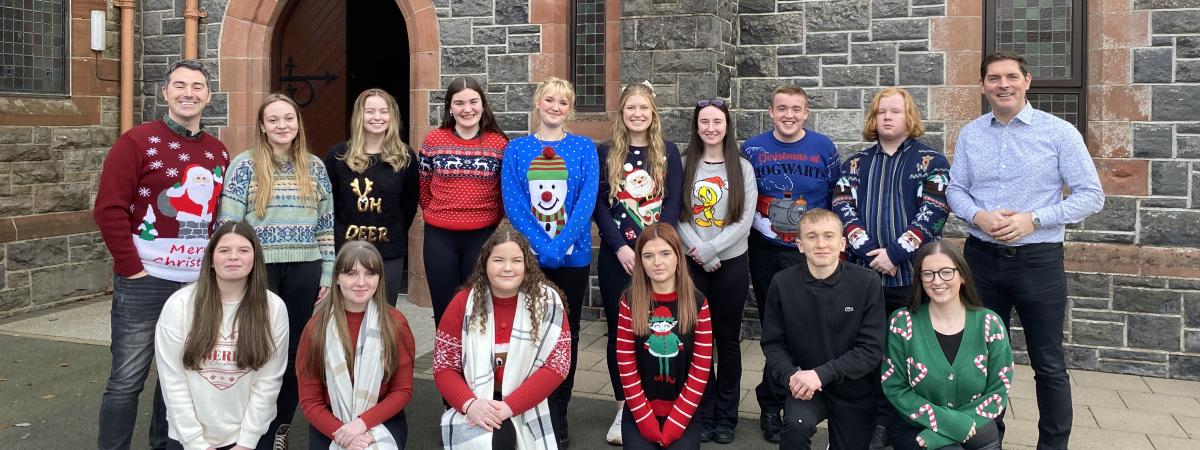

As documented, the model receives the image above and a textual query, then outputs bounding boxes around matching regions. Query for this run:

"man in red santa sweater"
[93,59,230,450]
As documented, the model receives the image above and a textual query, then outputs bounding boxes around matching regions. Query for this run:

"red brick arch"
[218,0,440,152]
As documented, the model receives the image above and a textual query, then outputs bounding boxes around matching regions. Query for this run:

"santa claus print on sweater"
[157,164,224,239]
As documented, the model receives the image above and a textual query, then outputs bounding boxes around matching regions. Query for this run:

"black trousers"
[542,264,589,437]
[307,411,408,449]
[748,233,805,416]
[620,408,702,449]
[597,242,632,401]
[782,389,875,450]
[690,253,750,430]
[875,285,913,427]
[383,256,404,306]
[263,260,322,446]
[424,224,494,327]
[889,415,1002,450]
[965,237,1071,450]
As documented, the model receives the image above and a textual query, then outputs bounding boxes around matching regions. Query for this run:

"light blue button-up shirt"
[947,102,1105,245]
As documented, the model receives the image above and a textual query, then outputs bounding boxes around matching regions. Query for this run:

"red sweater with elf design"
[433,289,572,416]
[94,119,229,281]
[617,292,712,447]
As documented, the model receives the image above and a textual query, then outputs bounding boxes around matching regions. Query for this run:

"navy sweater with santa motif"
[594,141,684,250]
[94,119,229,281]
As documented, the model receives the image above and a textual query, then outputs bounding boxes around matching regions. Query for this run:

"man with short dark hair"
[760,208,885,449]
[740,85,841,443]
[95,59,229,450]
[947,52,1104,450]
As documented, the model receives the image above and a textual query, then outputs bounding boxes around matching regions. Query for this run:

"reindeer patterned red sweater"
[617,291,712,447]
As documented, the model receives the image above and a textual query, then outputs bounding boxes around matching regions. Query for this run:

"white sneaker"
[606,407,623,445]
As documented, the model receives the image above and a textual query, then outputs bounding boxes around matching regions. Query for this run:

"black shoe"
[713,424,736,444]
[556,422,570,448]
[699,424,715,443]
[869,425,890,449]
[760,413,782,443]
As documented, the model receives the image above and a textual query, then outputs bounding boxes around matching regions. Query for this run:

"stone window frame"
[569,0,606,113]
[983,0,1087,137]
[0,0,71,97]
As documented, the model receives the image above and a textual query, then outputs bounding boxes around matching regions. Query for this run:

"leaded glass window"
[571,0,605,112]
[985,0,1085,135]
[1,0,69,95]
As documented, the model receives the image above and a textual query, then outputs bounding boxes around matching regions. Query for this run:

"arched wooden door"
[272,0,348,157]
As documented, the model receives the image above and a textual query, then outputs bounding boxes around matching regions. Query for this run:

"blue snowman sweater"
[502,133,599,268]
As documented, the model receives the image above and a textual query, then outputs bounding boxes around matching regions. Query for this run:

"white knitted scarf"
[324,303,398,450]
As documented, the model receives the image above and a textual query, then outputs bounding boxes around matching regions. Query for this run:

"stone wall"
[135,0,228,130]
[0,0,123,317]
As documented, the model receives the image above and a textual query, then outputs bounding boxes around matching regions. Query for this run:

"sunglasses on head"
[696,98,727,108]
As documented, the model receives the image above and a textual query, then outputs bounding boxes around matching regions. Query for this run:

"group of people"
[93,50,1103,450]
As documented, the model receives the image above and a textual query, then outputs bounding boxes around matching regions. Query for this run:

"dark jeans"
[98,274,186,450]
[542,264,589,437]
[889,415,1002,450]
[782,389,875,450]
[263,260,323,443]
[307,411,408,449]
[597,242,631,401]
[621,408,702,450]
[875,285,912,427]
[424,224,494,328]
[965,237,1071,450]
[748,233,804,417]
[383,256,405,306]
[690,254,750,430]
[165,442,234,450]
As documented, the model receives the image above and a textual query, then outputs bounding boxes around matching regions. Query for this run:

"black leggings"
[690,253,750,429]
[596,242,631,401]
[383,256,405,306]
[263,260,322,446]
[889,415,1001,450]
[542,265,589,436]
[423,224,494,327]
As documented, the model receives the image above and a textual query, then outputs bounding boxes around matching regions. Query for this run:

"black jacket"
[760,261,885,398]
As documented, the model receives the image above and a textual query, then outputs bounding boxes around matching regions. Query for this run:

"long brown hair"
[302,241,403,380]
[463,222,563,338]
[342,88,412,173]
[182,222,276,370]
[439,77,506,137]
[251,93,317,218]
[681,99,745,223]
[627,223,699,336]
[607,82,666,202]
[906,241,983,312]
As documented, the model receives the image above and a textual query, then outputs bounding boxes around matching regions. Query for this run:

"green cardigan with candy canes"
[882,306,1014,450]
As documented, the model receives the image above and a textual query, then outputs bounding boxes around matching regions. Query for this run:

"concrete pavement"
[3,295,1199,449]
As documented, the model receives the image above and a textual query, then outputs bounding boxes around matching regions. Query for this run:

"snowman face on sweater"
[530,179,568,215]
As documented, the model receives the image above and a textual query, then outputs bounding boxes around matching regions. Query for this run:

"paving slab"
[1144,376,1200,397]
[1117,390,1200,418]
[1148,435,1200,449]
[1070,368,1152,392]
[1090,405,1189,437]
[1175,415,1200,440]
[1008,397,1099,428]
[1067,427,1155,449]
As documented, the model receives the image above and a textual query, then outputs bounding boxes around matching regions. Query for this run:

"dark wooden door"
[273,0,347,158]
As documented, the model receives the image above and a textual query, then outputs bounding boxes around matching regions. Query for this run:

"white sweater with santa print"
[94,119,229,281]
[155,284,289,450]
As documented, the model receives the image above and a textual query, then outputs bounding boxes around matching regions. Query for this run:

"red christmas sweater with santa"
[94,119,229,282]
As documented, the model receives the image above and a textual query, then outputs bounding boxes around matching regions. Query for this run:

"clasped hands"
[464,398,515,432]
[788,369,823,401]
[332,418,375,450]
[973,209,1035,243]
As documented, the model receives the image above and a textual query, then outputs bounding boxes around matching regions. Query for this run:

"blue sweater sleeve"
[660,141,685,226]
[501,139,557,259]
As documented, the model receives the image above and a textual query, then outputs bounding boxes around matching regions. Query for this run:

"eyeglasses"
[697,98,727,108]
[919,268,959,283]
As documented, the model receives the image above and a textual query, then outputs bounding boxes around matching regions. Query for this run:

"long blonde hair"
[607,82,667,202]
[529,77,576,133]
[342,89,411,173]
[251,93,317,218]
[627,224,699,336]
[301,241,403,380]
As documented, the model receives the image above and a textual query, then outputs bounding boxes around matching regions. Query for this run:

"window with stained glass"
[571,0,605,112]
[1,0,69,95]
[985,0,1085,135]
